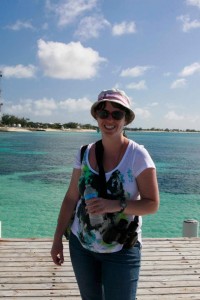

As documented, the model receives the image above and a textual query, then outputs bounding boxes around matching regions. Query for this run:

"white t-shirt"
[71,140,155,253]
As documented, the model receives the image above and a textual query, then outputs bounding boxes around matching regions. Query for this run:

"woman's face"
[95,101,126,136]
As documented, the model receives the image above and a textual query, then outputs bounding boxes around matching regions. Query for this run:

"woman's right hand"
[51,238,64,266]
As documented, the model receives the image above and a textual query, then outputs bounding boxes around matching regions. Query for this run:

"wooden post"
[183,219,199,237]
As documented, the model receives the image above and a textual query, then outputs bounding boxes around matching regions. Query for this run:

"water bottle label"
[85,192,97,200]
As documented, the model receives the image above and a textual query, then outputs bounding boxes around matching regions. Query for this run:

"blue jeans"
[69,232,141,300]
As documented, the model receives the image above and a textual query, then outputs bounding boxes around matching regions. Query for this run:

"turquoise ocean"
[0,131,199,238]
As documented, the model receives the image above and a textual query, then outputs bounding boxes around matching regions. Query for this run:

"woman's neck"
[101,134,127,152]
[100,135,128,171]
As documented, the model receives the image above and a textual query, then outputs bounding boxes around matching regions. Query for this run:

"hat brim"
[91,99,135,125]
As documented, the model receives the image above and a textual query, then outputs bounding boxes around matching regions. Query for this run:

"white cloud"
[120,66,152,77]
[6,98,57,117]
[134,108,151,119]
[1,64,37,78]
[165,110,199,124]
[170,78,187,89]
[75,15,110,40]
[165,111,185,121]
[112,21,136,36]
[37,39,106,79]
[6,102,29,115]
[59,97,92,111]
[5,96,94,123]
[179,62,200,76]
[163,72,172,77]
[177,15,200,32]
[46,0,97,27]
[34,98,57,116]
[150,102,159,107]
[6,20,35,31]
[126,80,147,90]
[186,0,200,8]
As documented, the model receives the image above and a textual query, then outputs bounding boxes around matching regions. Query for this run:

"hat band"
[98,92,129,107]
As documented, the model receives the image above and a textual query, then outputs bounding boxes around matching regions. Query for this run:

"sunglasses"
[97,109,125,120]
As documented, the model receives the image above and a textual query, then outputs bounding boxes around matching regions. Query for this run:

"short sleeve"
[132,145,155,177]
[73,148,81,169]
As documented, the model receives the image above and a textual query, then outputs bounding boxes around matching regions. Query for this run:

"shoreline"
[0,126,199,134]
[0,126,96,133]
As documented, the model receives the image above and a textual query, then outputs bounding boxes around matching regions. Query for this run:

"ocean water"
[0,131,199,238]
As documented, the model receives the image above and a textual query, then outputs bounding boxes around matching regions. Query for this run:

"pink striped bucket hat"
[91,89,135,125]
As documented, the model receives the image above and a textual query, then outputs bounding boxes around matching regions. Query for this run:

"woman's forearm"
[53,168,81,241]
[53,198,75,240]
[123,197,159,216]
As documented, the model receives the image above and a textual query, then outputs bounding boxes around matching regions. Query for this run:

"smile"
[104,125,115,130]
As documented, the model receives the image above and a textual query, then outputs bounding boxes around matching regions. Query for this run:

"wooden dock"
[0,238,199,299]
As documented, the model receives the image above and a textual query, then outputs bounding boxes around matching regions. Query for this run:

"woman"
[51,89,159,300]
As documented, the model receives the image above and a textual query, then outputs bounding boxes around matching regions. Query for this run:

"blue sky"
[0,0,200,130]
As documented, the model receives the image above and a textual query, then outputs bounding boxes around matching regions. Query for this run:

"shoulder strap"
[80,144,88,163]
[95,140,107,198]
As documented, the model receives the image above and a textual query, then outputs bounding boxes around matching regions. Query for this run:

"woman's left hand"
[85,197,120,214]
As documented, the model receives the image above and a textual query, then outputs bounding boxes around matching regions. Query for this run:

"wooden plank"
[0,283,79,290]
[0,298,81,300]
[1,279,200,288]
[138,296,200,300]
[3,254,197,263]
[137,286,200,295]
[1,274,200,284]
[0,277,77,284]
[0,265,199,273]
[0,290,81,297]
[1,297,200,300]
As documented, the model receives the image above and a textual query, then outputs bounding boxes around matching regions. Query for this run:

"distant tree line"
[0,114,199,133]
[0,114,97,130]
[125,127,199,133]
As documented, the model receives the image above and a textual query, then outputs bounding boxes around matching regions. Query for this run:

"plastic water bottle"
[84,184,104,226]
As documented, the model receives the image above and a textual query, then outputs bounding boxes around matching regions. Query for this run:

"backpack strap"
[95,140,107,198]
[63,144,88,240]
